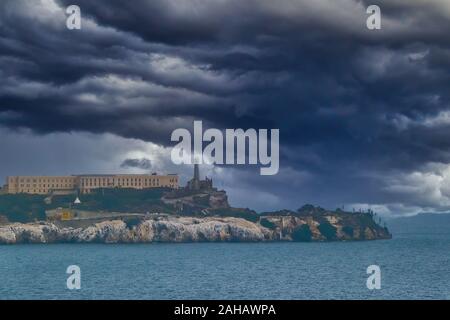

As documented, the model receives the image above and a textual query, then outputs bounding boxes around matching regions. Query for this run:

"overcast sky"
[1,0,450,216]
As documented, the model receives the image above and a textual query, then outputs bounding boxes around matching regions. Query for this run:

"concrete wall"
[6,176,77,194]
[5,174,179,195]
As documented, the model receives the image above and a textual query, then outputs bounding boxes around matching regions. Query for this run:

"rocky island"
[0,209,391,244]
[0,166,391,244]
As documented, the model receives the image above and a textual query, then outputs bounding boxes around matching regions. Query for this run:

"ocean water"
[0,218,449,300]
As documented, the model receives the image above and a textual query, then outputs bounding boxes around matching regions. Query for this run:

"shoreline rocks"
[0,214,391,244]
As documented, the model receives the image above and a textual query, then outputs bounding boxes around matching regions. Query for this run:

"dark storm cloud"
[1,0,450,214]
[120,158,152,170]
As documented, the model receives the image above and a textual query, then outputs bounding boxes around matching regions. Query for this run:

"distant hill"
[387,213,450,235]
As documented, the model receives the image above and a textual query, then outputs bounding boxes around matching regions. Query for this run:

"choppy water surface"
[0,217,449,299]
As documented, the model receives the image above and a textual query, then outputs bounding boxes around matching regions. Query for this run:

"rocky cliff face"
[259,213,391,241]
[0,213,391,244]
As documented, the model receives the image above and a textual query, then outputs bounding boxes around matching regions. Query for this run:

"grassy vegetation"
[0,194,47,223]
[0,188,175,223]
[210,207,259,222]
[68,188,173,213]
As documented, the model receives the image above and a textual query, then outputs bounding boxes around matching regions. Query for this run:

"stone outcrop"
[259,214,390,241]
[0,212,391,244]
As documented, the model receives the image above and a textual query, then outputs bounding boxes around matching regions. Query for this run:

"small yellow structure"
[61,211,73,221]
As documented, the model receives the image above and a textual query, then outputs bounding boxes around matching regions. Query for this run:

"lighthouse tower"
[186,164,213,191]
[193,164,200,190]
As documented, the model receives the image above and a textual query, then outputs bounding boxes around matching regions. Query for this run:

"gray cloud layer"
[1,0,450,215]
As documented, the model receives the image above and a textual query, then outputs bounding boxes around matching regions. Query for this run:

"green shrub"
[53,188,173,214]
[342,226,354,237]
[124,217,142,229]
[260,218,277,230]
[211,208,259,222]
[292,224,312,242]
[0,194,46,222]
[318,221,337,240]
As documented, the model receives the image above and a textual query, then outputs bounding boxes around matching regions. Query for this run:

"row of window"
[10,177,178,183]
[14,183,177,190]
[80,178,177,187]
[18,190,51,194]
[19,184,73,188]
[81,180,159,187]
[16,184,177,194]
[15,178,75,183]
